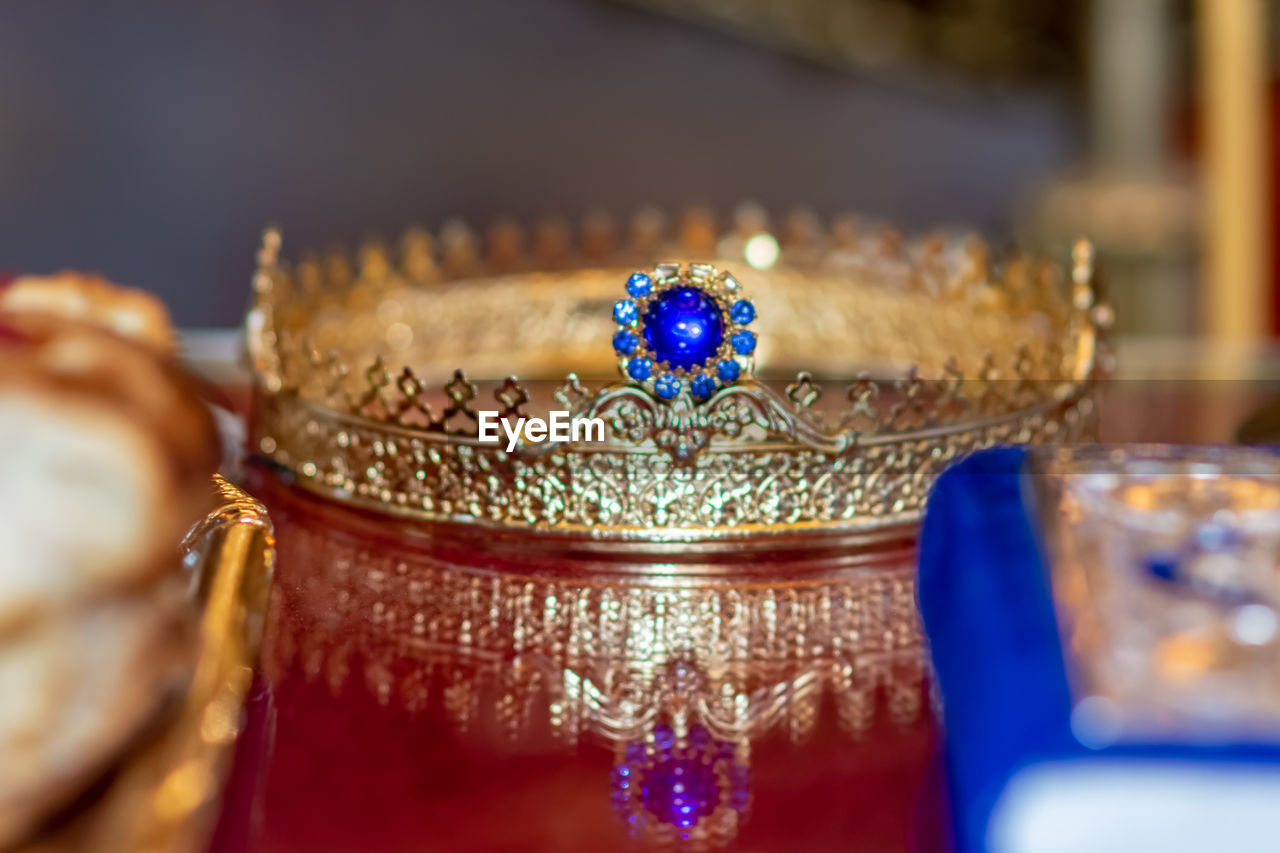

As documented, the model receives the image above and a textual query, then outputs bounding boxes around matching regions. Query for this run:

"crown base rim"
[262,465,927,546]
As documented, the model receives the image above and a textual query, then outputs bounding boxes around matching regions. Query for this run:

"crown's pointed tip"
[258,226,283,266]
[1071,237,1096,279]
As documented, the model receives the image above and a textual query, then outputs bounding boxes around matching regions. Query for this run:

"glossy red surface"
[210,473,949,853]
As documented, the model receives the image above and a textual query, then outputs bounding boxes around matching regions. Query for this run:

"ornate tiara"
[246,207,1108,541]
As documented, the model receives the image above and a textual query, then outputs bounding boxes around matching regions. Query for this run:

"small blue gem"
[614,299,639,326]
[641,287,725,370]
[626,272,652,298]
[613,330,638,355]
[731,329,756,355]
[729,299,755,324]
[690,373,716,400]
[716,359,741,383]
[1144,551,1180,582]
[655,374,681,400]
[653,724,676,750]
[627,357,652,381]
[1195,522,1241,552]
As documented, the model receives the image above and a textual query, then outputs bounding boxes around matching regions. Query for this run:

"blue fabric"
[919,447,1280,853]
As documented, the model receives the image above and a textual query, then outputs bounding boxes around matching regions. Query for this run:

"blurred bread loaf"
[1,272,175,355]
[0,274,218,845]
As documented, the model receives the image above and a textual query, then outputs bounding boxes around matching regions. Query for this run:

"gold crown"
[245,206,1109,542]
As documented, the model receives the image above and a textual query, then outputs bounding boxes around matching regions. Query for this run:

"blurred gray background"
[0,0,1081,327]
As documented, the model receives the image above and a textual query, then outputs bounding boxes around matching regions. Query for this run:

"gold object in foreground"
[21,478,273,853]
[247,209,1108,541]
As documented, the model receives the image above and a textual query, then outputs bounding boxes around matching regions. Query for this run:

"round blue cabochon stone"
[642,287,725,370]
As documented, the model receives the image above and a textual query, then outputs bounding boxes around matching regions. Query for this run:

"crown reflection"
[258,481,925,849]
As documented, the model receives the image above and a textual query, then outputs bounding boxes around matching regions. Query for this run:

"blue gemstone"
[627,357,652,381]
[613,330,638,355]
[641,287,725,370]
[614,299,639,326]
[1144,550,1180,582]
[655,375,681,400]
[716,359,741,383]
[730,299,755,324]
[731,330,756,355]
[690,373,716,400]
[627,272,652,298]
